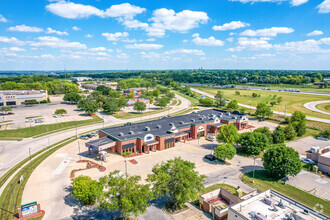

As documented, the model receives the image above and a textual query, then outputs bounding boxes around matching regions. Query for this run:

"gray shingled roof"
[87,137,115,147]
[100,109,246,141]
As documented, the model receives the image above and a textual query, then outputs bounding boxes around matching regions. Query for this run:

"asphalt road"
[303,100,330,116]
[191,87,330,124]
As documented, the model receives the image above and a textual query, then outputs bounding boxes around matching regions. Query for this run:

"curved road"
[0,93,191,191]
[191,88,330,124]
[303,100,330,116]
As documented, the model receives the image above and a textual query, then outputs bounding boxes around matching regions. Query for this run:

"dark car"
[7,112,14,115]
[259,118,265,122]
[204,154,216,161]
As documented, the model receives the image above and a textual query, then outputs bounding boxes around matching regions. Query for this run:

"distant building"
[70,77,92,82]
[123,88,144,98]
[82,82,117,91]
[228,189,328,220]
[127,98,150,106]
[307,146,330,173]
[0,90,48,106]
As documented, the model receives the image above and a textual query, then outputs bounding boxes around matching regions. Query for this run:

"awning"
[175,131,190,138]
[86,137,115,148]
[212,123,224,128]
[122,143,135,149]
[144,140,159,146]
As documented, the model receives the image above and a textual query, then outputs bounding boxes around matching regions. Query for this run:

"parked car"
[53,115,62,118]
[80,135,89,140]
[301,158,316,165]
[7,112,14,115]
[259,118,265,122]
[90,131,99,137]
[34,119,44,123]
[206,136,215,142]
[25,119,34,123]
[316,136,328,141]
[86,134,94,138]
[204,154,216,161]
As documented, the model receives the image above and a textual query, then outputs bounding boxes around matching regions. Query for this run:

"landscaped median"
[241,170,330,216]
[0,115,103,140]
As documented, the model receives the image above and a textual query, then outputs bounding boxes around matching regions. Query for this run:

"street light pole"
[252,155,256,183]
[29,148,32,170]
[78,141,81,161]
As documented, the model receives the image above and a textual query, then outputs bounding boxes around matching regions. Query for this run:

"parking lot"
[286,136,330,155]
[0,95,92,130]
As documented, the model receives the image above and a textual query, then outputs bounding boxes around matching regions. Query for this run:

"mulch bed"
[129,159,138,164]
[70,160,106,178]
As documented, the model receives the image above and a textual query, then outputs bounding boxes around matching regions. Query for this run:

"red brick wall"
[137,138,144,153]
[116,139,138,155]
[99,131,107,138]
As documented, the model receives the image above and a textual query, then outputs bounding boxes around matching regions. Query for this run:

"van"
[310,146,320,153]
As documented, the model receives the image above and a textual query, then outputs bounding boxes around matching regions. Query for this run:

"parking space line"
[320,191,329,198]
[0,155,8,163]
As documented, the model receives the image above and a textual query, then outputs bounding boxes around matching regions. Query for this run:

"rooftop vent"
[144,127,150,131]
[179,121,184,124]
[118,132,124,136]
[199,117,203,120]
[191,119,195,122]
[169,123,174,126]
[129,131,135,135]
[226,112,231,116]
[232,116,237,119]
[156,125,161,129]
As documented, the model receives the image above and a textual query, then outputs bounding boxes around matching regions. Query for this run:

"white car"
[25,119,34,123]
[53,115,62,118]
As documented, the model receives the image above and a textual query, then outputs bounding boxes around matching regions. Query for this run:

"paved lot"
[286,136,330,155]
[1,95,92,130]
[22,137,256,220]
[288,170,330,201]
[239,118,279,133]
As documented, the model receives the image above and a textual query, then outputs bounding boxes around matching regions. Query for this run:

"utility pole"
[29,148,32,170]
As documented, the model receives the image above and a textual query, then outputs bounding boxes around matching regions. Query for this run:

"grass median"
[114,107,171,119]
[171,90,199,106]
[241,170,330,216]
[0,115,103,139]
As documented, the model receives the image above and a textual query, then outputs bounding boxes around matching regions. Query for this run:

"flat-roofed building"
[228,189,328,220]
[0,90,48,106]
[307,146,330,173]
[85,109,249,156]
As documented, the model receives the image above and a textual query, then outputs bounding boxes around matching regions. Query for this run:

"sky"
[0,0,330,70]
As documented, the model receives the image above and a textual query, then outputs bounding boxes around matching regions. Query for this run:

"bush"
[25,99,39,105]
[40,100,48,104]
[71,175,103,205]
[214,144,236,162]
[272,126,285,144]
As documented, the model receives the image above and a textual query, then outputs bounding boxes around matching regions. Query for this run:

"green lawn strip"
[177,100,182,106]
[25,116,42,119]
[0,115,103,139]
[315,103,330,113]
[113,107,171,119]
[169,108,195,117]
[241,170,330,216]
[171,90,199,106]
[170,99,178,106]
[0,137,77,220]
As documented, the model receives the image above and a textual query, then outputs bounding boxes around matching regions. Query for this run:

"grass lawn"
[113,107,171,119]
[170,99,178,106]
[0,115,103,139]
[241,170,330,216]
[316,103,330,113]
[235,83,330,93]
[171,90,199,106]
[192,86,330,119]
[25,116,42,119]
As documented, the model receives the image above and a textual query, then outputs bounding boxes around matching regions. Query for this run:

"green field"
[242,170,330,216]
[171,90,199,106]
[235,83,330,93]
[0,115,103,139]
[316,103,330,113]
[114,107,171,119]
[193,86,330,119]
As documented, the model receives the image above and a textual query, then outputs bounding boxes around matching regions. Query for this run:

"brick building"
[85,109,249,156]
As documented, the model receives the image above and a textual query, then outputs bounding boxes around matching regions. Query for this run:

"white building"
[0,90,48,106]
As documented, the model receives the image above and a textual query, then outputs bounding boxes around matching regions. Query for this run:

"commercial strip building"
[307,146,330,173]
[85,109,249,156]
[200,188,328,220]
[127,98,150,106]
[0,90,48,106]
[82,81,117,90]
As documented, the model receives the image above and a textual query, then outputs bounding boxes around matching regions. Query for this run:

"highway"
[190,87,330,124]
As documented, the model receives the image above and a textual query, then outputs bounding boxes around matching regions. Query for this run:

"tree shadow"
[239,165,264,174]
[63,186,82,208]
[71,206,120,220]
[149,196,169,209]
[199,143,218,150]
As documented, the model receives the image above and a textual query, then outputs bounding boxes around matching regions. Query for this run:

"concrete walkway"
[303,100,330,116]
[191,88,330,124]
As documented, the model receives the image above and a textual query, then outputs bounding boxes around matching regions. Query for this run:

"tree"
[214,91,226,107]
[96,85,111,95]
[214,144,236,162]
[55,109,67,115]
[270,101,276,107]
[324,80,328,88]
[199,97,214,107]
[319,129,330,139]
[255,103,273,118]
[83,100,99,114]
[64,83,79,93]
[239,132,269,155]
[71,175,103,205]
[284,123,297,140]
[254,127,273,144]
[217,124,239,144]
[289,111,307,136]
[226,100,239,111]
[235,91,240,95]
[0,106,12,113]
[103,99,120,115]
[272,126,285,144]
[263,144,302,178]
[155,97,169,108]
[147,157,205,209]
[134,101,146,113]
[98,170,151,218]
[63,92,81,103]
[152,89,160,97]
[239,107,247,113]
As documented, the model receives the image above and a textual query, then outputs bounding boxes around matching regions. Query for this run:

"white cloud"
[72,26,81,31]
[227,37,234,42]
[317,0,330,13]
[30,36,86,49]
[0,36,25,45]
[8,25,43,33]
[240,27,294,37]
[228,37,272,51]
[274,38,330,53]
[85,34,93,38]
[125,43,163,50]
[102,32,129,41]
[191,33,224,46]
[230,0,308,6]
[121,19,148,29]
[41,54,55,59]
[46,27,68,36]
[146,38,156,42]
[182,39,189,43]
[306,30,323,36]
[46,1,145,19]
[0,14,7,23]
[146,9,209,37]
[89,47,107,52]
[165,49,205,56]
[9,47,25,52]
[213,21,250,31]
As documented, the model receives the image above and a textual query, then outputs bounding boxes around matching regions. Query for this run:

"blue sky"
[0,0,329,70]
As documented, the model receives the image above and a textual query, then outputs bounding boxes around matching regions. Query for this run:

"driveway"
[288,171,330,201]
[303,100,330,116]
